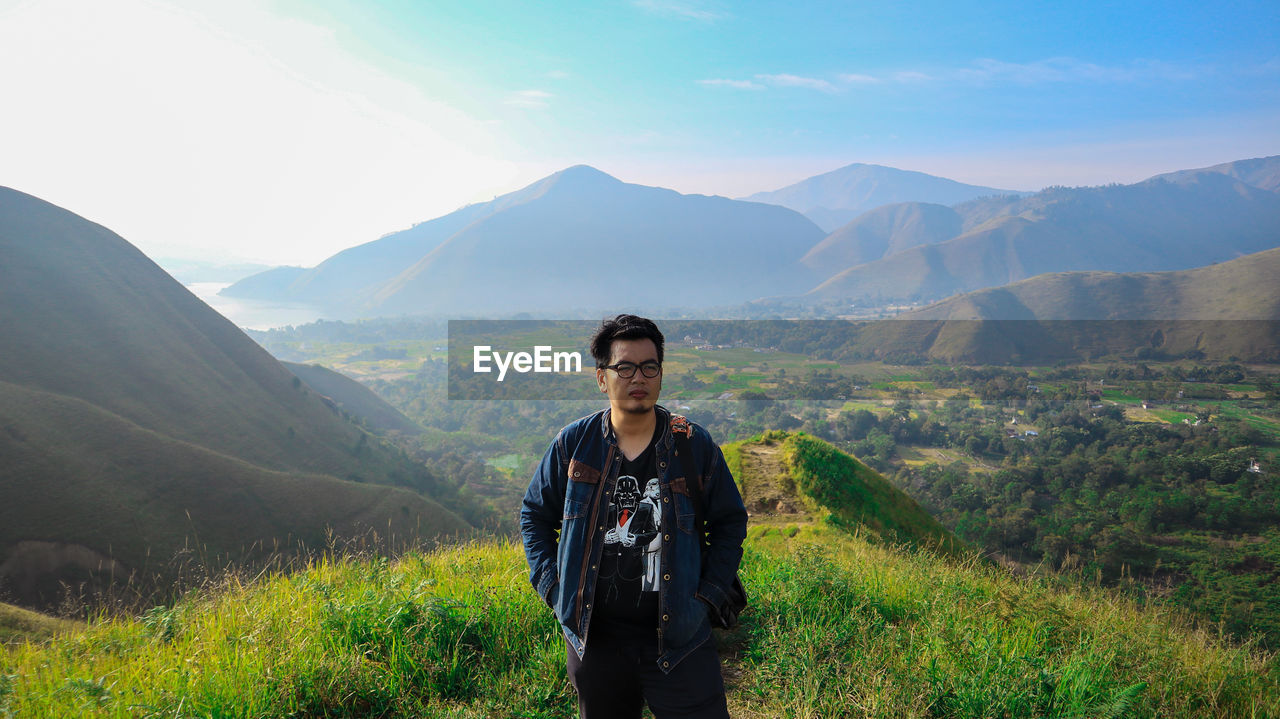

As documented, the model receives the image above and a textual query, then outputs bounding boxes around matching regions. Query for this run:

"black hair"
[589,314,664,368]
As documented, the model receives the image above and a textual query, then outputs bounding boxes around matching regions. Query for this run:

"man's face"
[596,337,662,416]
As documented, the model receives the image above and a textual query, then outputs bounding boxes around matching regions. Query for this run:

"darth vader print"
[601,474,663,597]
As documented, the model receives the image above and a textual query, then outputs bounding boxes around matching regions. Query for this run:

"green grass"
[0,603,78,645]
[3,534,1276,718]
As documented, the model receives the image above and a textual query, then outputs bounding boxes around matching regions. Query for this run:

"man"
[521,314,748,718]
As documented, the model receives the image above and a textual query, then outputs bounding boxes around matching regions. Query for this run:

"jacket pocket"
[567,459,600,484]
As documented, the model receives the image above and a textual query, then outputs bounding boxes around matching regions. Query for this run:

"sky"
[1,0,1277,266]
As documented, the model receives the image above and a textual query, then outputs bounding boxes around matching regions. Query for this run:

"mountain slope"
[903,246,1280,321]
[224,166,826,317]
[0,186,474,607]
[1151,154,1280,192]
[799,202,962,278]
[283,362,423,436]
[809,170,1280,303]
[741,163,1025,232]
[725,431,964,555]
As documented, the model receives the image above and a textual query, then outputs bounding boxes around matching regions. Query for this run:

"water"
[186,282,328,331]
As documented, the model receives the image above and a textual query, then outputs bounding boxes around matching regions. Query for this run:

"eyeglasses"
[601,361,662,379]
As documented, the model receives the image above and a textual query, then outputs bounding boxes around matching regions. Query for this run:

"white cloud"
[506,90,554,108]
[839,57,1202,88]
[632,0,724,21]
[756,73,839,93]
[838,73,882,85]
[698,78,765,90]
[0,0,515,266]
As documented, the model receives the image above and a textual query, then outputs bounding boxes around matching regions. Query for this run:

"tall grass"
[3,532,1276,718]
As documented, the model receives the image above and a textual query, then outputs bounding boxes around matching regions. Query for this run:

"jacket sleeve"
[521,432,565,609]
[693,427,748,610]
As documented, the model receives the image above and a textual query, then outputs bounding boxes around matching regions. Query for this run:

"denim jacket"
[520,405,748,672]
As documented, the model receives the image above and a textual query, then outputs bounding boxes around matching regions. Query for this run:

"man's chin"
[616,400,656,415]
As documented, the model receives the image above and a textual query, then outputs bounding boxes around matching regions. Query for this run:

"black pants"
[565,634,730,719]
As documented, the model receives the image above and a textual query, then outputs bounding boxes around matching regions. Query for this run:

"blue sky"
[0,0,1276,264]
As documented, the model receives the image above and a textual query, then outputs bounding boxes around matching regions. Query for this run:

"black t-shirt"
[593,425,664,639]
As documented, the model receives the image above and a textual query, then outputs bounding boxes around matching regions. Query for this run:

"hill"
[223,165,826,317]
[808,161,1280,304]
[903,246,1280,321]
[725,431,964,555]
[829,248,1280,363]
[0,186,475,609]
[283,362,423,436]
[1152,154,1280,192]
[799,201,962,277]
[741,162,1025,232]
[3,534,1275,716]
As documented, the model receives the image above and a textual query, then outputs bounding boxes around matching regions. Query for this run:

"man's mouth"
[629,390,648,399]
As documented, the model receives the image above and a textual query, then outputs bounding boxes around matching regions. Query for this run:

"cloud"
[506,89,554,108]
[838,73,882,85]
[756,73,838,93]
[632,0,724,21]
[839,57,1202,88]
[698,78,765,90]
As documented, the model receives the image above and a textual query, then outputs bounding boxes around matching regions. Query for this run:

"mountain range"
[223,165,826,317]
[0,187,473,608]
[223,155,1280,320]
[740,162,1026,231]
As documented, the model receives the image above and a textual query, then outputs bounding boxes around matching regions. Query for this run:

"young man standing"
[521,314,748,718]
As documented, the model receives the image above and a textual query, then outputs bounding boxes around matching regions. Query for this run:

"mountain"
[799,202,962,276]
[0,187,475,609]
[902,246,1280,321]
[1151,154,1280,192]
[808,166,1280,304]
[741,163,1026,232]
[223,165,826,318]
[829,249,1280,364]
[283,362,423,436]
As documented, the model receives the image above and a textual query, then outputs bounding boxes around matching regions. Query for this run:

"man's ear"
[596,368,607,392]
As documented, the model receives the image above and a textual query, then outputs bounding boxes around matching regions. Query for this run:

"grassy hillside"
[0,603,77,645]
[0,186,479,608]
[283,362,423,436]
[2,535,1275,717]
[727,431,965,556]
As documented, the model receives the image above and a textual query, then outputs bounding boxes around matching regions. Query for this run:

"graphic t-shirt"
[593,429,664,638]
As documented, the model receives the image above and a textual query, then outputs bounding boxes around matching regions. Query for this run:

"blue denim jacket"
[520,405,748,672]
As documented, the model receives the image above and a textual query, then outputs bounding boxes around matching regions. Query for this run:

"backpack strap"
[670,413,709,550]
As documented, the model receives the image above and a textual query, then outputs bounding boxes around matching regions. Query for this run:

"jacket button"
[663,574,670,581]
[663,497,669,503]
[663,661,670,668]
[573,471,580,477]
[664,535,671,541]
[660,461,666,468]
[591,565,597,570]
[662,614,669,622]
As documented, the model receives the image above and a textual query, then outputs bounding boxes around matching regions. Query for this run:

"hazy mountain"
[831,249,1280,364]
[808,168,1280,304]
[902,247,1280,321]
[741,163,1026,232]
[799,202,961,278]
[0,187,474,608]
[224,165,826,317]
[1150,154,1280,192]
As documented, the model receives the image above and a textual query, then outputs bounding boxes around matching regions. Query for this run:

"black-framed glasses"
[601,361,662,379]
